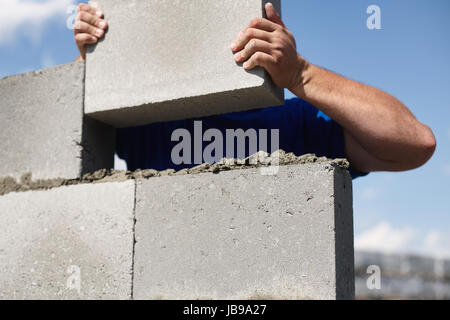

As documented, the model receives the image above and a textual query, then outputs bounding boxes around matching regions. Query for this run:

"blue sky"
[1,0,449,257]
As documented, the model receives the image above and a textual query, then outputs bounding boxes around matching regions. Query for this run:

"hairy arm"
[292,64,436,172]
[232,3,436,173]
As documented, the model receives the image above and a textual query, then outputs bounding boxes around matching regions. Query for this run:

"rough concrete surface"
[133,162,354,300]
[0,62,115,181]
[0,181,135,300]
[0,151,349,196]
[85,0,284,127]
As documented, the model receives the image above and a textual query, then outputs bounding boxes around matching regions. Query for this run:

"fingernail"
[243,62,249,69]
[230,42,237,51]
[98,21,106,29]
[234,52,241,61]
[95,29,103,37]
[96,10,102,17]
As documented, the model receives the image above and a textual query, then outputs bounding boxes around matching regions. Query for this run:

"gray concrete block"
[0,62,115,181]
[133,163,354,300]
[0,181,135,300]
[85,0,284,128]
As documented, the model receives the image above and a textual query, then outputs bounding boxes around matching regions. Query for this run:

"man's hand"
[231,2,307,90]
[74,3,108,61]
[232,3,435,173]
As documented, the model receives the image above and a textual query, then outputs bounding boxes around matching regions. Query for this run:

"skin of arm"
[74,2,436,173]
[231,3,436,173]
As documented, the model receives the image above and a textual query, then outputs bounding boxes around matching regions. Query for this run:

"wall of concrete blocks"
[0,0,284,181]
[0,0,356,300]
[0,163,354,300]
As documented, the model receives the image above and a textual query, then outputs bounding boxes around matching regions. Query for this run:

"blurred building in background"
[355,251,450,299]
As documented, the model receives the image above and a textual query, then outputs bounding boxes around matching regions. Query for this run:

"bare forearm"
[290,61,436,171]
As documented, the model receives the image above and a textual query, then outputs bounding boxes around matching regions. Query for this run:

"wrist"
[288,55,312,96]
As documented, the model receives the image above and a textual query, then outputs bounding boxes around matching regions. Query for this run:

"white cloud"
[355,222,416,253]
[423,231,450,259]
[355,221,450,259]
[0,0,75,45]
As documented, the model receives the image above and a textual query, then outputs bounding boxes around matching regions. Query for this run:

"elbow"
[410,124,436,169]
[422,125,437,161]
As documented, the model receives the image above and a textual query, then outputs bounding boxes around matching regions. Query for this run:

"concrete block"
[0,181,135,300]
[0,62,115,181]
[133,162,354,300]
[85,0,284,128]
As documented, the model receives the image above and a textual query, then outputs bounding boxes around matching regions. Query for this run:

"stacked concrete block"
[85,0,284,127]
[0,162,354,300]
[0,62,115,181]
[133,162,355,300]
[0,181,136,300]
